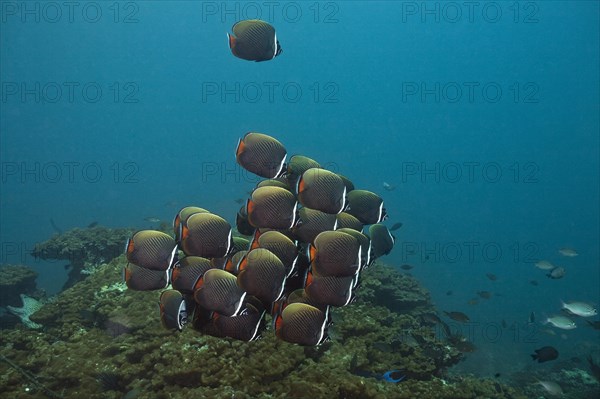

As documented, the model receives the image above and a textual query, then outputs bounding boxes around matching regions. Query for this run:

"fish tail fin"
[541,313,549,325]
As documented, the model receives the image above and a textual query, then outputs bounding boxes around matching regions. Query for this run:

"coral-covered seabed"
[0,227,597,398]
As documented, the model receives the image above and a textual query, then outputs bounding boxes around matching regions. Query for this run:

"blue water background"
[1,1,598,377]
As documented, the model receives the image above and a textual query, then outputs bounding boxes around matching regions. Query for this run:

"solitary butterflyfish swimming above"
[227,19,282,62]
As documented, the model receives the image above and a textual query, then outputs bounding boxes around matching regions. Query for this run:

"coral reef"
[357,262,431,314]
[30,227,134,290]
[0,255,527,398]
[0,264,38,307]
[509,359,600,399]
[0,264,40,329]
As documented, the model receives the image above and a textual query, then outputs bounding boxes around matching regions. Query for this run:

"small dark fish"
[494,373,501,378]
[446,290,453,296]
[193,269,246,317]
[528,311,536,324]
[304,272,355,307]
[236,132,287,178]
[123,262,170,291]
[87,221,98,228]
[234,198,245,205]
[293,207,337,244]
[247,186,298,230]
[310,230,361,277]
[448,334,477,352]
[529,280,539,286]
[228,19,282,62]
[421,313,442,325]
[237,248,287,304]
[346,190,387,224]
[547,267,566,279]
[296,168,347,214]
[274,303,330,346]
[486,273,497,281]
[444,311,470,323]
[368,224,395,260]
[477,291,492,299]
[125,230,178,271]
[389,222,403,231]
[400,264,413,270]
[531,346,559,363]
[180,212,233,258]
[159,289,187,331]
